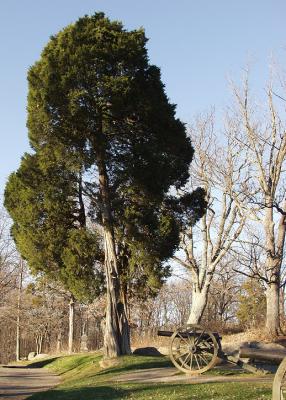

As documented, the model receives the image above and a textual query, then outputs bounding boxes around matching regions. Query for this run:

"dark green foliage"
[61,229,104,302]
[5,152,104,302]
[5,12,206,304]
[27,13,193,195]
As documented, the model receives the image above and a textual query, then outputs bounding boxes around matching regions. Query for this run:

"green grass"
[27,353,273,400]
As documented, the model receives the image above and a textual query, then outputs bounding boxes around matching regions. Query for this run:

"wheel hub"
[189,345,197,354]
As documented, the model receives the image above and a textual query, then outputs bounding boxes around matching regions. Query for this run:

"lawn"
[27,353,272,400]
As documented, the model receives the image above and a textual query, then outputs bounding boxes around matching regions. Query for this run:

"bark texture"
[187,289,208,324]
[96,122,131,358]
[265,283,280,336]
[16,260,24,361]
[68,297,74,354]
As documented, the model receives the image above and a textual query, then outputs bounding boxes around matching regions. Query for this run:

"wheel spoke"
[181,352,192,369]
[186,331,195,346]
[200,347,214,355]
[177,332,189,345]
[194,330,205,345]
[197,353,209,366]
[194,354,201,370]
[169,325,218,374]
[201,340,214,350]
[189,353,194,371]
[175,350,189,362]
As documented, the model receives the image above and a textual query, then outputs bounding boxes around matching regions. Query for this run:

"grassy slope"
[27,353,272,400]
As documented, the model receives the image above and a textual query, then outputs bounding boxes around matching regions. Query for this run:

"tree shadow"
[3,357,60,369]
[27,357,60,368]
[28,385,128,399]
[96,356,173,377]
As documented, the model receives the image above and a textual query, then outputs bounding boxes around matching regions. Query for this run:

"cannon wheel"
[169,324,219,374]
[273,357,286,399]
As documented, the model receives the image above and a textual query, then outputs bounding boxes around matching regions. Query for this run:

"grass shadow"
[27,357,60,368]
[97,355,173,377]
[28,385,127,400]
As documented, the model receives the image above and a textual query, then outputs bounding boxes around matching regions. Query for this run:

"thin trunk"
[280,286,285,324]
[265,282,280,336]
[120,282,131,354]
[16,260,24,362]
[35,335,41,354]
[39,335,43,354]
[56,330,62,353]
[68,297,75,354]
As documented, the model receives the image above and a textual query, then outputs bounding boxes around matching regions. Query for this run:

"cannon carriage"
[158,323,266,375]
[158,323,286,399]
[158,324,221,374]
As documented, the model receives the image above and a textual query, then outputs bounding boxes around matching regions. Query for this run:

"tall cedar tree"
[5,13,205,357]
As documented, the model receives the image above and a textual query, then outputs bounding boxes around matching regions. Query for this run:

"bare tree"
[174,112,247,324]
[204,259,241,328]
[230,70,286,335]
[0,207,18,295]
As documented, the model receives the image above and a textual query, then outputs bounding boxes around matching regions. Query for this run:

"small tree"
[237,279,266,329]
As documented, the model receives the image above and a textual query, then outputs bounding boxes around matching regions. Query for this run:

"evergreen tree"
[237,279,266,329]
[5,13,205,357]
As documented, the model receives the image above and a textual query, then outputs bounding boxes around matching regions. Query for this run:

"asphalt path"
[0,366,59,399]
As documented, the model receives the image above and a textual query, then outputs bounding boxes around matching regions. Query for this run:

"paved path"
[0,366,59,400]
[114,367,274,385]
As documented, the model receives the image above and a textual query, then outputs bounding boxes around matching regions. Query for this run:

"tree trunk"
[265,282,280,336]
[103,231,131,356]
[280,286,286,329]
[39,335,43,354]
[68,297,75,354]
[36,336,39,354]
[16,260,24,362]
[56,330,62,353]
[95,119,131,358]
[119,283,131,355]
[187,289,208,324]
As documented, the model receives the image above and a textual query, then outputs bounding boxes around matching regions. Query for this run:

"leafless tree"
[173,112,248,324]
[0,207,18,296]
[204,259,242,328]
[230,69,286,335]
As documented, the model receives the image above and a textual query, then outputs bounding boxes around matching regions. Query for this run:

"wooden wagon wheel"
[169,324,219,374]
[273,357,286,399]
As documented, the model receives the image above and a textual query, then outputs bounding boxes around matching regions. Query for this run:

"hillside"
[27,353,272,400]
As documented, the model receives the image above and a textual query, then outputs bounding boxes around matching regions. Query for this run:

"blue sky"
[0,0,285,200]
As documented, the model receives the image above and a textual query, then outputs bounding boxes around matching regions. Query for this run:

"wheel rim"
[169,324,218,374]
[273,357,286,400]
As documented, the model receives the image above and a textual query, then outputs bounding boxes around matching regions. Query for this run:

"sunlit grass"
[27,353,272,400]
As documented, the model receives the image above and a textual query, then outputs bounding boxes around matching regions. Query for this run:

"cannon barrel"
[157,330,221,341]
[239,346,286,363]
[157,330,174,338]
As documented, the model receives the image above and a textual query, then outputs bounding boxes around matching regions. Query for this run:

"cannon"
[158,324,221,374]
[158,324,268,375]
